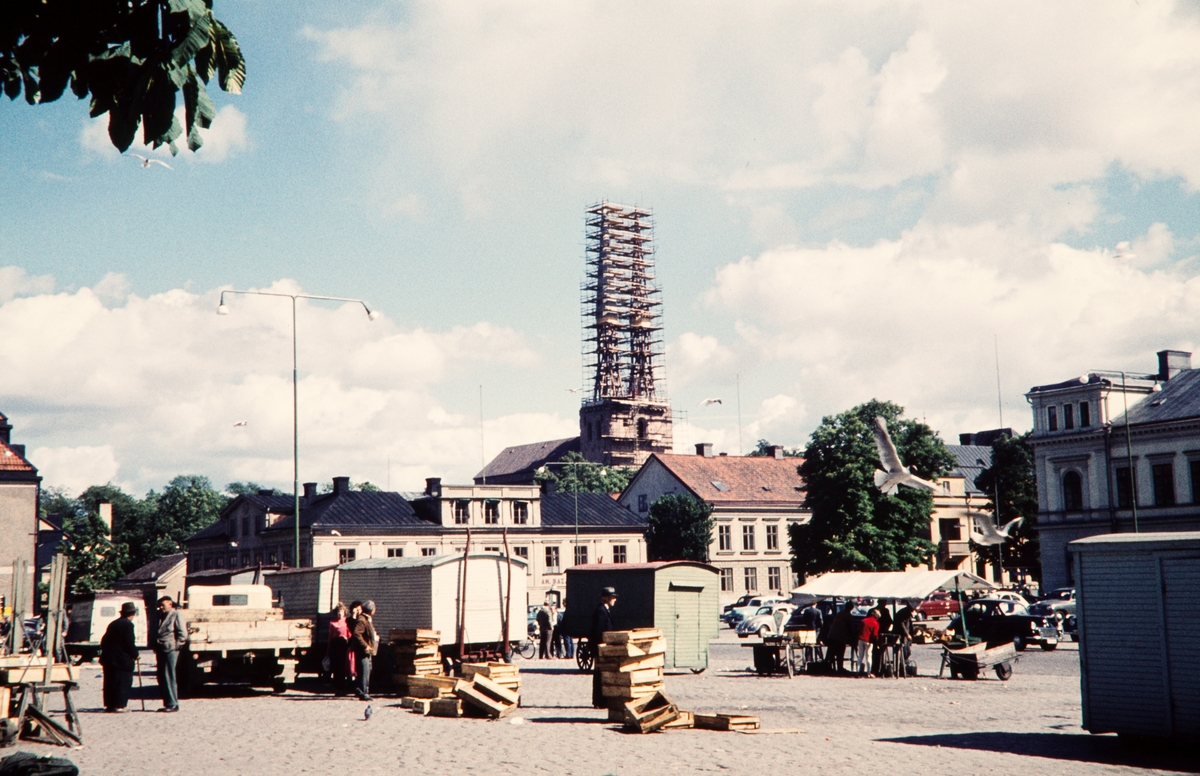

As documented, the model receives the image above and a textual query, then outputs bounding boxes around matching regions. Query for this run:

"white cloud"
[0,266,54,303]
[1,274,559,495]
[668,332,736,388]
[80,105,248,163]
[92,273,131,305]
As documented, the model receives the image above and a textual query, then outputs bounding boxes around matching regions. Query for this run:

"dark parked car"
[948,598,1060,651]
[1028,587,1077,641]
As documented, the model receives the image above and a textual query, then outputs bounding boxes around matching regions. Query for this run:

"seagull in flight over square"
[872,416,938,495]
[699,398,723,406]
[232,420,248,427]
[129,154,172,170]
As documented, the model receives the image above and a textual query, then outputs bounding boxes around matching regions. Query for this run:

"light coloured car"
[736,603,796,638]
[992,591,1032,609]
[724,596,789,627]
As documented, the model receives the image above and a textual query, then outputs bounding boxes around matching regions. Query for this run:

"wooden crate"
[603,628,663,645]
[0,665,79,684]
[390,628,440,643]
[622,690,679,734]
[694,713,760,731]
[454,678,516,719]
[405,675,458,698]
[663,710,695,730]
[428,698,463,718]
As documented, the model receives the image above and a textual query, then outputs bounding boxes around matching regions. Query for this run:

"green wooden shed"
[563,561,720,671]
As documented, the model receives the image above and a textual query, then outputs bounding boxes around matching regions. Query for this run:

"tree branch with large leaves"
[1,0,245,154]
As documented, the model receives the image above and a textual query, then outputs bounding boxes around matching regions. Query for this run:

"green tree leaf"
[532,451,636,494]
[974,431,1040,576]
[644,494,714,562]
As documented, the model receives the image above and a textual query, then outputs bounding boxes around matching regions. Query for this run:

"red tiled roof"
[0,441,34,472]
[651,453,806,505]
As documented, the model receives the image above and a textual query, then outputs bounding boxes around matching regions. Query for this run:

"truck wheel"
[994,663,1013,681]
[1040,642,1057,651]
[1012,636,1026,652]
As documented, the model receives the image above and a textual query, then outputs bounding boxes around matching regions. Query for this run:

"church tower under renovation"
[579,202,673,467]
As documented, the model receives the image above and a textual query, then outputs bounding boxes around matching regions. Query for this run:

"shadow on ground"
[879,732,1200,773]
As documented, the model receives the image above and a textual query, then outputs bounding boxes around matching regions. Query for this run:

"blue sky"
[3,1,1200,496]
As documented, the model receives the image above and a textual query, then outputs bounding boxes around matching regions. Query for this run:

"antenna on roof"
[479,385,486,485]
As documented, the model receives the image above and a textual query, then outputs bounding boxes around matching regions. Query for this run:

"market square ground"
[7,634,1195,775]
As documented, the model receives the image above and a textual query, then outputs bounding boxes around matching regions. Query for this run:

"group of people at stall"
[816,598,916,677]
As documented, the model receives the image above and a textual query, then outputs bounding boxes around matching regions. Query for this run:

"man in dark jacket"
[590,587,617,708]
[100,602,140,712]
[536,605,553,659]
[350,600,378,701]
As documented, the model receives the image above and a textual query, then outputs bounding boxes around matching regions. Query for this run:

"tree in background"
[59,505,129,594]
[122,475,226,570]
[747,439,803,457]
[644,495,714,562]
[1,0,245,154]
[226,481,281,497]
[534,452,636,494]
[974,431,1040,577]
[789,400,955,582]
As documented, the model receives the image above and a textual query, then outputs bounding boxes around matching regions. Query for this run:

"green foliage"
[353,481,382,492]
[226,481,281,497]
[59,508,129,594]
[789,399,955,582]
[38,485,76,521]
[0,0,245,154]
[747,439,803,457]
[644,495,715,562]
[974,431,1040,575]
[533,452,636,494]
[78,483,155,537]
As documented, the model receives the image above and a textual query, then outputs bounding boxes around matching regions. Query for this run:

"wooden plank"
[428,698,463,718]
[0,665,79,684]
[399,696,417,709]
[0,687,9,720]
[455,680,515,719]
[663,710,694,729]
[411,698,432,715]
[390,628,440,643]
[470,674,519,706]
[0,657,52,669]
[603,629,663,644]
[596,653,666,673]
[597,639,666,658]
[602,668,664,687]
[602,683,662,699]
[694,713,760,731]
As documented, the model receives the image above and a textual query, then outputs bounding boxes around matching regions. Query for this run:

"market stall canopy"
[790,570,997,602]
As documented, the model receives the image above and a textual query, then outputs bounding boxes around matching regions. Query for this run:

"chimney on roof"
[425,477,442,498]
[257,488,273,496]
[302,482,317,501]
[959,433,976,445]
[9,444,23,458]
[1158,349,1192,381]
[695,443,713,458]
[332,476,350,494]
[766,445,784,460]
[98,502,113,534]
[0,414,10,445]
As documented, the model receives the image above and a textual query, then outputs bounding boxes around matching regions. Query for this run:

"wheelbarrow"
[938,641,1017,681]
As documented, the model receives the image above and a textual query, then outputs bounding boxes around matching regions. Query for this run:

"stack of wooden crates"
[390,628,443,695]
[598,628,667,721]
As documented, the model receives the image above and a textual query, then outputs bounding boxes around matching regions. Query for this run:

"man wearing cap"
[350,600,378,701]
[155,596,187,712]
[100,602,140,712]
[590,587,617,708]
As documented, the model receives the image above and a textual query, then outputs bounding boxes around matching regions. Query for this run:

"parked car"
[1029,588,1076,620]
[722,596,788,627]
[723,594,754,615]
[992,591,1032,609]
[947,598,1060,651]
[915,591,961,620]
[736,603,796,638]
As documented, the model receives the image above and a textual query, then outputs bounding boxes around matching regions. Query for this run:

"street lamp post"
[218,290,380,566]
[1090,369,1158,534]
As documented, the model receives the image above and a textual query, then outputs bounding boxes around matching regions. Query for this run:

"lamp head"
[367,309,380,322]
[217,302,229,316]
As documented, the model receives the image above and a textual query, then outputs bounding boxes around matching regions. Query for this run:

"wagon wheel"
[994,662,1013,681]
[576,639,595,672]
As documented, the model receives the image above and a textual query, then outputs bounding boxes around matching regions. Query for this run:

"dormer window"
[1048,406,1058,431]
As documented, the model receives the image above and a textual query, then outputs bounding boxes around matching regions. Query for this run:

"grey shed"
[1069,531,1200,741]
[563,561,720,671]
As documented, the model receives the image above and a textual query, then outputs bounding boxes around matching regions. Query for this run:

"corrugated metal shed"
[1069,531,1200,740]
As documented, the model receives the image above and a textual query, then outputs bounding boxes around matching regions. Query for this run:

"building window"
[421,547,437,557]
[765,524,779,551]
[574,545,588,566]
[512,545,530,573]
[281,549,291,567]
[1047,406,1058,431]
[612,544,627,564]
[742,524,756,551]
[1062,471,1083,511]
[1115,466,1133,508]
[387,547,404,558]
[767,567,781,591]
[637,494,648,513]
[545,546,560,573]
[718,524,731,551]
[339,548,356,564]
[1080,401,1091,427]
[241,552,251,567]
[484,500,500,525]
[1064,403,1074,430]
[719,568,734,592]
[1152,463,1175,507]
[513,501,528,525]
[637,418,648,439]
[204,557,212,570]
[1191,461,1200,504]
[268,552,278,564]
[242,517,250,537]
[939,517,962,541]
[744,567,758,592]
[454,500,470,524]
[484,545,500,553]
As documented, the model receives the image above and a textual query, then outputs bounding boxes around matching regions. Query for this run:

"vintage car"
[1029,588,1076,619]
[736,603,796,638]
[914,591,961,620]
[947,598,1060,651]
[722,596,788,627]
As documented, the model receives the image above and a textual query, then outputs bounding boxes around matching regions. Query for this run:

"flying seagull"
[699,398,723,406]
[871,416,938,495]
[129,153,172,169]
[232,420,248,427]
[565,387,580,393]
[968,512,1024,546]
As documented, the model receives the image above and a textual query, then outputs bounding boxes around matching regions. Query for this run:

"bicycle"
[512,637,537,660]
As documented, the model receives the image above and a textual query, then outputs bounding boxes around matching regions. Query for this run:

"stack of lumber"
[461,662,521,700]
[403,675,458,700]
[0,656,79,685]
[390,628,442,692]
[598,628,666,721]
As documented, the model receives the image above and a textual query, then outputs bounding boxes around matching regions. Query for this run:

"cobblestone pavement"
[5,633,1195,776]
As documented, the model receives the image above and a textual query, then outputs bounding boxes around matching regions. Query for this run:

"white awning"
[790,570,997,601]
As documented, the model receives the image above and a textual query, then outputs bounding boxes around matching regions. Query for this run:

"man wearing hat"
[590,587,617,708]
[350,600,378,701]
[100,602,140,712]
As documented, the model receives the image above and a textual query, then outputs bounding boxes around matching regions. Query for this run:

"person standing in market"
[326,602,352,696]
[590,587,617,708]
[536,604,553,659]
[350,600,378,701]
[155,596,187,712]
[856,608,880,676]
[100,602,140,713]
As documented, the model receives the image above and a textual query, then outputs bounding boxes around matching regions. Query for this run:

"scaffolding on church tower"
[582,202,666,404]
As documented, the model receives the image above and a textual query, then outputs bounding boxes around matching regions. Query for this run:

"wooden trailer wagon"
[562,561,720,673]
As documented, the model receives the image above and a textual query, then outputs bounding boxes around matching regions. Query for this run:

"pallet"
[622,690,679,734]
[596,653,665,673]
[694,713,761,731]
[428,698,463,718]
[404,675,458,698]
[663,710,695,730]
[390,628,441,643]
[598,639,666,658]
[603,628,663,645]
[454,678,516,719]
[602,668,663,687]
